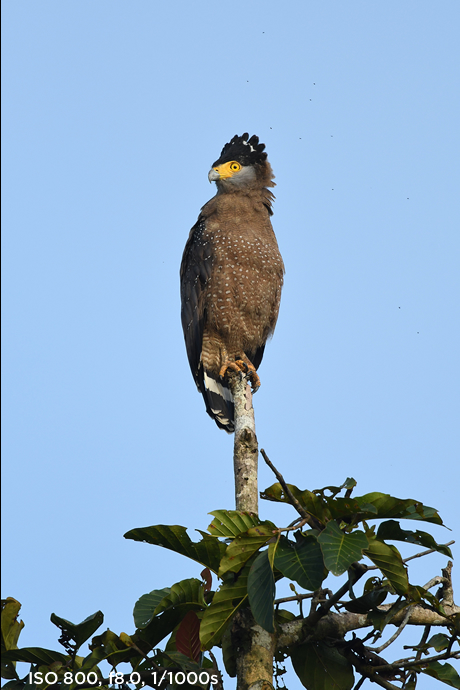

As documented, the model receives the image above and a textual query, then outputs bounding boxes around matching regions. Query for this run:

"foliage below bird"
[180,134,284,431]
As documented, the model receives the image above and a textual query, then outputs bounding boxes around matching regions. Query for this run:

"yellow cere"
[213,161,241,179]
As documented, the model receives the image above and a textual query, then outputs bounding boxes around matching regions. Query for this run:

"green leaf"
[315,478,357,498]
[261,483,330,524]
[275,609,296,624]
[422,661,460,688]
[317,523,368,576]
[207,510,263,537]
[325,497,364,520]
[50,611,103,651]
[139,609,188,650]
[88,629,139,667]
[342,477,357,491]
[343,588,387,613]
[219,524,276,576]
[364,539,408,594]
[1,648,69,666]
[274,536,325,591]
[78,646,107,673]
[427,633,450,652]
[377,520,452,557]
[221,627,236,677]
[355,493,443,525]
[200,562,251,650]
[408,585,446,614]
[247,551,275,633]
[154,579,206,615]
[367,599,410,633]
[1,599,25,653]
[133,588,171,629]
[124,524,226,574]
[291,641,354,690]
[134,579,205,629]
[1,598,25,679]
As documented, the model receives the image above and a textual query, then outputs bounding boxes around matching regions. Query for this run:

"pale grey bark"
[230,373,259,514]
[230,373,275,689]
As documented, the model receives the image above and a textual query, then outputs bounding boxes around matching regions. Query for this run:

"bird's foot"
[219,360,261,392]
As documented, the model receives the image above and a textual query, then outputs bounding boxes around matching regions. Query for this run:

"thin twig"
[414,625,431,662]
[307,563,368,627]
[403,541,455,564]
[368,649,460,675]
[353,677,366,690]
[261,449,321,529]
[369,606,413,653]
[275,519,310,534]
[363,540,455,571]
[346,657,401,690]
[260,449,308,519]
[208,650,224,690]
[274,593,314,604]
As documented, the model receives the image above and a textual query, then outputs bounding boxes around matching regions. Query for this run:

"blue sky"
[2,2,459,688]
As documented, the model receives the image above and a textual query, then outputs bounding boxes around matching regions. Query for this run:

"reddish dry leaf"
[175,610,201,662]
[201,567,212,592]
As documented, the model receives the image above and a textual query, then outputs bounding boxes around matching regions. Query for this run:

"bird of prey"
[180,133,284,432]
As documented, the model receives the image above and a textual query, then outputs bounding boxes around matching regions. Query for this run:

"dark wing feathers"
[180,217,210,389]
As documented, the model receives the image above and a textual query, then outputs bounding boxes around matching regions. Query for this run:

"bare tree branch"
[260,449,322,529]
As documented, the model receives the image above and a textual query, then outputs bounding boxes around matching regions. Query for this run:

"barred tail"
[202,370,235,433]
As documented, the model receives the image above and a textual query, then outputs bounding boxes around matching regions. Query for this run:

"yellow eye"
[230,162,241,172]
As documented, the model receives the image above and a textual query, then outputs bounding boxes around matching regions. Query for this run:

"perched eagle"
[180,134,284,432]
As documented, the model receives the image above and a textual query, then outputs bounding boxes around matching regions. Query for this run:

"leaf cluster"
[2,480,458,690]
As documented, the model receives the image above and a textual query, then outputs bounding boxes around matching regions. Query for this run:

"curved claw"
[219,359,261,392]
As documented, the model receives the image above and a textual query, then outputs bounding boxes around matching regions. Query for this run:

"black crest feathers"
[212,133,267,168]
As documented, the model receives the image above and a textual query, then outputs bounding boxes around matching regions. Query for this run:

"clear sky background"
[2,2,459,688]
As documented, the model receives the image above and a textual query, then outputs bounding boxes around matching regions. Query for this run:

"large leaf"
[219,524,276,576]
[1,648,69,666]
[124,525,226,574]
[355,493,443,525]
[325,497,367,521]
[364,539,408,594]
[261,483,330,524]
[50,611,103,650]
[154,579,206,615]
[138,609,188,650]
[376,520,452,557]
[291,641,354,690]
[134,579,205,629]
[274,536,325,591]
[207,511,262,537]
[317,523,368,576]
[421,661,460,688]
[133,588,171,629]
[200,562,250,650]
[175,611,201,662]
[247,551,275,633]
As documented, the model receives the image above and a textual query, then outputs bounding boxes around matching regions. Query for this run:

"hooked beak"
[208,168,220,183]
